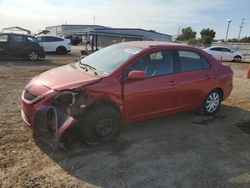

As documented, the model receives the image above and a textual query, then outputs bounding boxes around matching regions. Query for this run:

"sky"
[0,0,249,39]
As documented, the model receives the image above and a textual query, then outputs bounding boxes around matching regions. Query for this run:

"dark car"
[0,33,45,61]
[21,41,233,148]
[63,35,82,45]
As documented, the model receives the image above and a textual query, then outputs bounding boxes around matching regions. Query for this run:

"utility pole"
[93,16,96,26]
[225,19,232,42]
[238,18,245,41]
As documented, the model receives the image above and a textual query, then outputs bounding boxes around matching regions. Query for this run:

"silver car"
[203,46,245,62]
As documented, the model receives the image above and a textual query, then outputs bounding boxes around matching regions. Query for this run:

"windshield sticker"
[124,49,140,54]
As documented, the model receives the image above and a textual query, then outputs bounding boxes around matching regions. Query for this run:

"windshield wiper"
[77,61,98,75]
[81,63,97,71]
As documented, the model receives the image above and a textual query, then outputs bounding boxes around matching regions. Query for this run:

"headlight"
[54,91,79,106]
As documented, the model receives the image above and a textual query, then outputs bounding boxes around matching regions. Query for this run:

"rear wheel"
[81,104,121,143]
[27,50,39,61]
[56,46,67,55]
[200,89,222,115]
[233,55,242,63]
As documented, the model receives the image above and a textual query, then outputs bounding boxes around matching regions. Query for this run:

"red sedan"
[21,41,233,148]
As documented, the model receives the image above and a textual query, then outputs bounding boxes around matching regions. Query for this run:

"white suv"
[203,46,245,62]
[36,35,71,54]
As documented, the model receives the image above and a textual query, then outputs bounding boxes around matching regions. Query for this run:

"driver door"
[123,50,180,122]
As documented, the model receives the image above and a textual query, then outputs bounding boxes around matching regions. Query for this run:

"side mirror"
[127,70,145,81]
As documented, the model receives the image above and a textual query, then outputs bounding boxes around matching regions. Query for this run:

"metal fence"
[211,42,250,55]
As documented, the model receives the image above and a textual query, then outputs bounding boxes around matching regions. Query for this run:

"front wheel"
[81,104,121,143]
[200,90,222,115]
[27,50,39,61]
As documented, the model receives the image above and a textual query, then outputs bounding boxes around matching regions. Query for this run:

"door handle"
[168,80,176,86]
[205,75,211,80]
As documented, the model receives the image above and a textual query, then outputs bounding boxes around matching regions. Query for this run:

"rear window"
[178,50,210,72]
[0,35,8,42]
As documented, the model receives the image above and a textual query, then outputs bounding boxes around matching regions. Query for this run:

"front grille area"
[23,89,38,101]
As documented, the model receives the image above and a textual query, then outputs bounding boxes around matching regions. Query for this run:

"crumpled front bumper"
[21,105,76,149]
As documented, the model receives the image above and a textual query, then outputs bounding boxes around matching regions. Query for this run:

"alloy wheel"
[205,92,220,113]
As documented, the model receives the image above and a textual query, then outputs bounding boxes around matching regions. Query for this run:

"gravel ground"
[0,53,250,188]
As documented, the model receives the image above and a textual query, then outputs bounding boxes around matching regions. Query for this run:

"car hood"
[35,64,102,91]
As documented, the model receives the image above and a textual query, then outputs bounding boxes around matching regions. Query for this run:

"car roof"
[36,35,61,38]
[209,46,230,49]
[120,41,186,49]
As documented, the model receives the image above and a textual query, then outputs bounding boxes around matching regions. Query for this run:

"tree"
[200,28,216,45]
[240,36,250,43]
[177,27,197,41]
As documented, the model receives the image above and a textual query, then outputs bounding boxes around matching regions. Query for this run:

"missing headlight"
[54,91,79,107]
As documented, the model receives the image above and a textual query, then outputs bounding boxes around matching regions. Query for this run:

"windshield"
[80,43,143,74]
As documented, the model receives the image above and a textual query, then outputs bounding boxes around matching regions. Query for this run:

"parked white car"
[36,35,71,54]
[203,46,245,62]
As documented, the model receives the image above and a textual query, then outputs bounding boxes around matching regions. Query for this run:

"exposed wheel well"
[89,99,122,117]
[213,87,224,99]
[234,55,242,58]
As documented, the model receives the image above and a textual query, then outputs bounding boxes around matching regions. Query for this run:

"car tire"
[200,89,222,116]
[27,50,39,61]
[56,46,67,55]
[81,104,121,143]
[233,55,242,63]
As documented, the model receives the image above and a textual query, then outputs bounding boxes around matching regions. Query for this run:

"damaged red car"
[21,41,233,148]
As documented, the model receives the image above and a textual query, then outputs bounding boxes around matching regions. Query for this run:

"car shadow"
[34,104,250,187]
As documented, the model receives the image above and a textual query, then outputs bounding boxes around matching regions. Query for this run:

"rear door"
[174,50,214,110]
[221,47,234,61]
[123,49,180,121]
[0,34,10,57]
[209,47,223,60]
[9,35,27,57]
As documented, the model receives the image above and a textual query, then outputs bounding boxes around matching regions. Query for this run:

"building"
[45,24,108,36]
[2,26,31,35]
[45,24,172,49]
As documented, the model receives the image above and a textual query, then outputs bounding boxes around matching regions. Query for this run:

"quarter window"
[178,50,209,72]
[126,50,174,78]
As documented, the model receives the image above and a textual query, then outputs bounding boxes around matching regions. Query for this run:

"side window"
[10,35,25,43]
[42,37,51,42]
[126,50,174,79]
[53,37,63,42]
[47,37,63,42]
[0,35,8,42]
[210,47,221,52]
[178,50,209,72]
[221,48,231,52]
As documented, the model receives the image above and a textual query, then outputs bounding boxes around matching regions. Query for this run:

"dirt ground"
[0,52,250,188]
